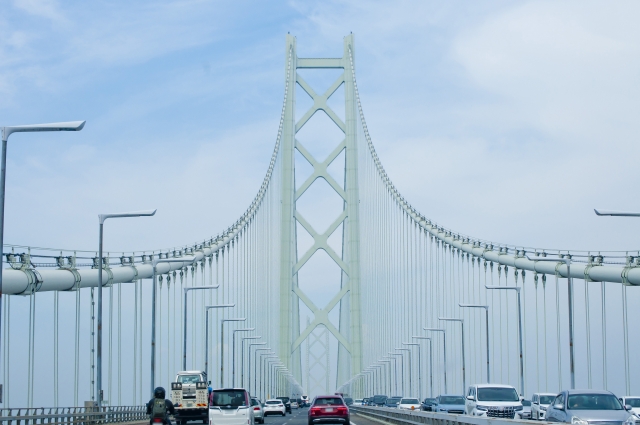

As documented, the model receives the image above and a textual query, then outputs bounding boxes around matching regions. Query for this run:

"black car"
[421,398,437,411]
[372,395,387,407]
[277,396,292,414]
[344,397,353,406]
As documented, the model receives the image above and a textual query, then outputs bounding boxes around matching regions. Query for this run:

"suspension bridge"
[0,34,638,414]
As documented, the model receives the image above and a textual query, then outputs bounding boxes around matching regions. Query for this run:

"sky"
[2,0,639,255]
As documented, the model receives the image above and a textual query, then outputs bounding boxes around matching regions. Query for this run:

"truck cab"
[171,371,209,424]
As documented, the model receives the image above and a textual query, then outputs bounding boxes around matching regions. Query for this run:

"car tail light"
[310,407,321,416]
[337,407,347,415]
[254,407,260,411]
[152,419,163,424]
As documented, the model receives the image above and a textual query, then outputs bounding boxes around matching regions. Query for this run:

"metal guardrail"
[350,406,545,425]
[0,406,147,425]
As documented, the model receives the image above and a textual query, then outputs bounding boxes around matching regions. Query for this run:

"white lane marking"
[351,422,357,425]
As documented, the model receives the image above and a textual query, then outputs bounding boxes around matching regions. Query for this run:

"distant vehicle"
[516,399,532,420]
[309,395,350,425]
[385,397,402,408]
[344,397,354,406]
[421,398,437,411]
[302,395,310,407]
[465,384,523,418]
[372,395,387,407]
[545,390,635,425]
[277,396,292,414]
[251,397,265,424]
[264,399,286,416]
[209,388,253,425]
[620,397,640,420]
[355,399,364,406]
[433,395,465,414]
[291,400,299,409]
[397,398,421,411]
[531,393,557,420]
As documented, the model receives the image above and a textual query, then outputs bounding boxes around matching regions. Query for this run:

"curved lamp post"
[423,328,446,393]
[412,336,433,397]
[439,317,466,393]
[204,304,235,379]
[220,318,246,387]
[459,304,490,383]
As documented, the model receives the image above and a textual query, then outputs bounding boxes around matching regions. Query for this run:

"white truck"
[171,371,209,424]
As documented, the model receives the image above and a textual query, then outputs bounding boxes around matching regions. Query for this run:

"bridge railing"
[0,406,147,425]
[350,406,545,425]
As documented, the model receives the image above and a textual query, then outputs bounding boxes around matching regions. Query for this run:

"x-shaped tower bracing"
[279,34,362,386]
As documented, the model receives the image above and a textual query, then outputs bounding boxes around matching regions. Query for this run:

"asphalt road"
[262,406,379,425]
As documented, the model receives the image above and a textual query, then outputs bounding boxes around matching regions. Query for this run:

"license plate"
[325,408,334,412]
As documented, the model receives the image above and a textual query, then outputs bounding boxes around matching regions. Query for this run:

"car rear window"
[401,399,420,404]
[314,398,344,406]
[211,390,247,408]
[266,400,281,405]
[251,399,259,406]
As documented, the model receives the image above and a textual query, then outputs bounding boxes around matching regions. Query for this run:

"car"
[516,399,532,420]
[209,388,254,425]
[264,399,286,416]
[302,395,310,407]
[620,397,640,420]
[372,395,387,406]
[251,397,265,424]
[421,398,437,411]
[355,399,364,406]
[292,400,299,409]
[465,384,523,418]
[277,396,292,414]
[545,390,635,425]
[344,398,354,406]
[531,393,557,420]
[397,398,422,411]
[385,397,402,408]
[433,395,466,414]
[308,395,350,425]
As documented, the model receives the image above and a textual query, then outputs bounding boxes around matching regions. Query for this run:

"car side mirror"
[208,381,211,385]
[553,403,564,411]
[625,405,632,411]
[533,401,539,405]
[520,396,525,402]
[466,396,475,401]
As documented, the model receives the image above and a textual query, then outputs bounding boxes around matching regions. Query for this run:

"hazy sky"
[2,0,639,255]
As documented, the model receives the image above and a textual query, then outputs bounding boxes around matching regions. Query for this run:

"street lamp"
[424,328,446,393]
[184,286,219,370]
[232,328,255,386]
[248,344,267,394]
[151,256,197,396]
[594,209,640,217]
[220,318,246,387]
[0,121,86,397]
[403,342,422,399]
[396,348,412,396]
[412,336,433,397]
[204,304,235,379]
[257,352,275,400]
[388,352,404,396]
[379,359,392,395]
[485,286,524,395]
[526,254,575,389]
[459,304,490,383]
[439,317,466,393]
[95,208,157,406]
[383,355,399,395]
[241,337,261,388]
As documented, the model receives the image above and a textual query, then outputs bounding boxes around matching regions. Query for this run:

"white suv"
[531,392,557,420]
[465,384,523,419]
[209,388,254,425]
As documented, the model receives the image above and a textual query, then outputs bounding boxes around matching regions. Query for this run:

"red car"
[308,396,350,425]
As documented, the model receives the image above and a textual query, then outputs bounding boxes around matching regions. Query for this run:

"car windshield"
[567,394,623,410]
[373,396,387,403]
[424,398,436,404]
[439,396,465,405]
[266,400,281,405]
[387,398,401,403]
[626,399,640,408]
[315,398,343,406]
[177,374,201,384]
[477,388,519,402]
[211,390,247,407]
[277,397,290,403]
[522,400,531,406]
[540,396,556,405]
[401,399,420,404]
